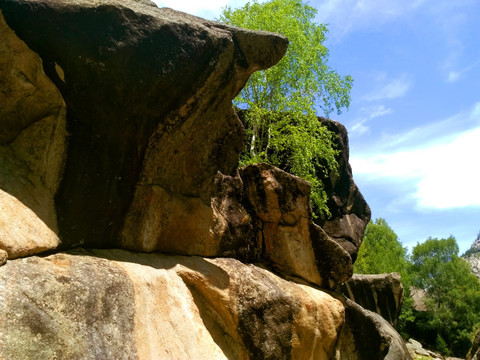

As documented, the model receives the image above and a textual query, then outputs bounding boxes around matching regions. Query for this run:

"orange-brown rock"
[0,249,345,360]
[0,10,66,258]
[240,163,353,288]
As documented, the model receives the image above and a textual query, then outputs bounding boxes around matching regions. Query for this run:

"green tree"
[406,237,480,357]
[354,218,409,279]
[219,0,353,216]
[353,218,414,337]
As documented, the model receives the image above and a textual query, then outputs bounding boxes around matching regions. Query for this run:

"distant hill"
[463,232,480,279]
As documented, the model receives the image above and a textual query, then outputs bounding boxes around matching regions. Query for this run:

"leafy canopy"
[354,218,409,279]
[407,236,480,357]
[219,0,353,217]
[354,223,480,356]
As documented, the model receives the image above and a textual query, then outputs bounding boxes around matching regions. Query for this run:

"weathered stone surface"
[463,234,480,280]
[0,248,7,266]
[0,189,59,259]
[0,249,345,360]
[335,298,413,360]
[467,328,480,360]
[0,0,288,250]
[240,163,353,288]
[317,118,371,262]
[0,10,66,258]
[466,253,480,280]
[405,339,447,360]
[340,273,404,326]
[411,286,428,312]
[0,0,364,290]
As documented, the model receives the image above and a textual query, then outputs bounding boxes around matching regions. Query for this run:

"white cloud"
[447,71,461,83]
[349,105,392,137]
[364,74,412,101]
[365,104,393,119]
[350,119,369,136]
[351,103,480,209]
[445,61,480,83]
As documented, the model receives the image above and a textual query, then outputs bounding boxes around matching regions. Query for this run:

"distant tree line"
[354,219,480,357]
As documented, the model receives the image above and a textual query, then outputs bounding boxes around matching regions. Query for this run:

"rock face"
[340,273,404,326]
[0,0,369,289]
[336,299,413,360]
[240,163,354,288]
[0,0,408,359]
[463,234,480,280]
[0,0,287,253]
[0,249,345,360]
[0,10,66,259]
[318,118,371,263]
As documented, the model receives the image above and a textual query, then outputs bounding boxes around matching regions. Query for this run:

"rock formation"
[0,249,345,359]
[463,233,480,280]
[0,0,410,358]
[339,273,404,327]
[335,299,412,360]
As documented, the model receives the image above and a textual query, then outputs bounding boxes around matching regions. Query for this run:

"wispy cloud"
[349,105,392,137]
[363,74,412,101]
[445,61,480,83]
[351,103,480,209]
[313,0,427,38]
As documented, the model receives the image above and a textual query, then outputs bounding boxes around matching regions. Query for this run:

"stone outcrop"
[0,0,409,358]
[318,118,371,262]
[405,339,446,360]
[0,249,345,360]
[336,299,412,360]
[340,273,404,326]
[0,0,287,254]
[463,234,480,280]
[0,0,369,289]
[240,163,354,288]
[0,10,66,259]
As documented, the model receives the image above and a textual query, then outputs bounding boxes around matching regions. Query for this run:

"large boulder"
[0,249,345,360]
[0,0,287,253]
[340,273,404,326]
[240,163,353,288]
[0,0,370,289]
[318,118,371,262]
[335,298,413,360]
[0,10,66,259]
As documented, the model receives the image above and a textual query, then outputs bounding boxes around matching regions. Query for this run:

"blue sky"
[154,0,480,254]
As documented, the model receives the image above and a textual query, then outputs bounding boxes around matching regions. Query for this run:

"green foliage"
[219,0,353,217]
[436,335,450,356]
[355,223,480,357]
[410,236,458,291]
[354,218,409,279]
[405,237,480,357]
[353,218,414,337]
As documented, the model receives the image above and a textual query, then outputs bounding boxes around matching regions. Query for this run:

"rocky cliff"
[0,0,410,359]
[340,273,404,327]
[463,234,480,280]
